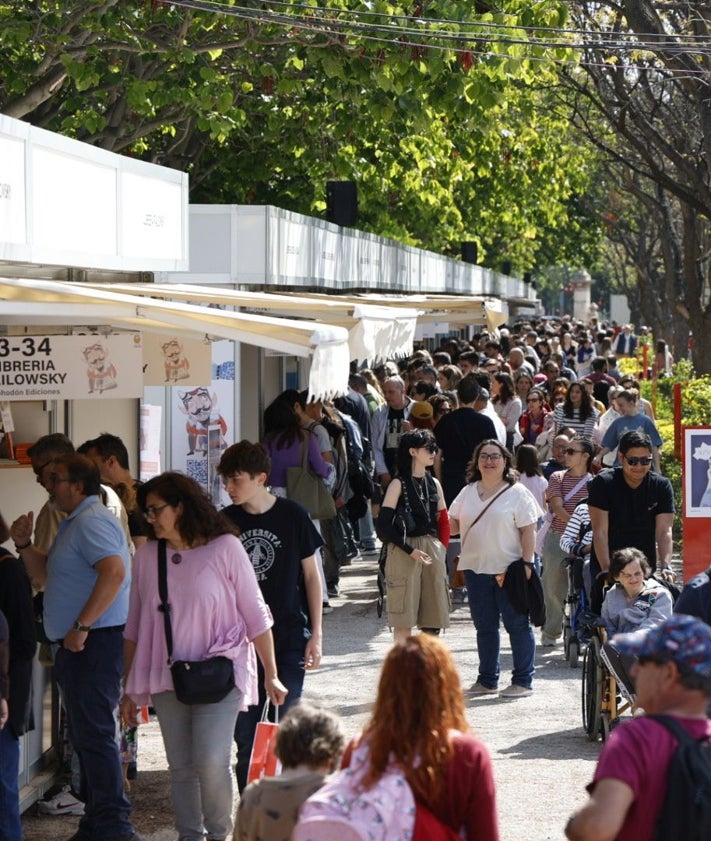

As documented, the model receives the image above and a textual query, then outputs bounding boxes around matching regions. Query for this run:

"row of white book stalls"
[0,113,533,808]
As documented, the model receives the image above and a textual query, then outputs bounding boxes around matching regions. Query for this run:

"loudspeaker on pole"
[326,181,358,227]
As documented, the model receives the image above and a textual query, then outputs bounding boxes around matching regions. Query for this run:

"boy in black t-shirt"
[218,440,324,793]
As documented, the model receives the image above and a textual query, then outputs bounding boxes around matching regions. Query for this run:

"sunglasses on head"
[624,455,653,466]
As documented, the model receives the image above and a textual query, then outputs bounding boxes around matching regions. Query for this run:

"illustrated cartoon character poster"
[82,341,118,394]
[141,334,211,386]
[170,340,235,505]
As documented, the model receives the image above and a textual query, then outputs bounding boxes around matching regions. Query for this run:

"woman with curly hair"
[449,440,540,698]
[347,635,499,840]
[120,472,287,841]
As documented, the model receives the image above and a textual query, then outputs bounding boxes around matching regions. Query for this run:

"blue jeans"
[465,570,536,690]
[235,648,305,793]
[54,629,133,840]
[0,724,22,841]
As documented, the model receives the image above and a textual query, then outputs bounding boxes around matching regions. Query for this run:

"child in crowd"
[234,702,345,841]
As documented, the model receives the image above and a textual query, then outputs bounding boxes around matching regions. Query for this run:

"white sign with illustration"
[0,334,143,401]
[141,334,211,386]
[170,340,235,506]
[684,428,711,516]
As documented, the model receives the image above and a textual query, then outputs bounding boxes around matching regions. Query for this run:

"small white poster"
[0,334,143,401]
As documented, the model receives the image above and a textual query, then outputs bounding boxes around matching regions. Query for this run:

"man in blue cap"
[565,615,711,841]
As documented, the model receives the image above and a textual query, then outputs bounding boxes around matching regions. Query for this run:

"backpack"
[292,740,416,841]
[650,714,711,841]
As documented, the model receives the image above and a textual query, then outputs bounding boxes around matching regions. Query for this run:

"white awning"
[77,282,419,363]
[0,277,350,399]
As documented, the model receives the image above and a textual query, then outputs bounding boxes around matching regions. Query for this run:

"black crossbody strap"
[157,539,174,665]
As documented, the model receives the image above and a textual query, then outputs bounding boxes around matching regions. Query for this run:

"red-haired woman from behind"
[349,635,499,840]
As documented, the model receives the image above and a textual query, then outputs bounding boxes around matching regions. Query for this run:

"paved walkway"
[22,553,607,841]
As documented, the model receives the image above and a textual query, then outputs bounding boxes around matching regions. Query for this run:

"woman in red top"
[354,635,499,841]
[518,388,551,446]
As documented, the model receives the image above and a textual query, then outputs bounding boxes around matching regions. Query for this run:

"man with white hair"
[613,324,638,358]
[371,376,414,490]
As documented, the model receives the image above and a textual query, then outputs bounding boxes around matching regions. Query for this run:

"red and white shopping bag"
[246,700,282,784]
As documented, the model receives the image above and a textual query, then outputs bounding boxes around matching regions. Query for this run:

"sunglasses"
[527,398,540,404]
[564,448,584,455]
[624,455,653,466]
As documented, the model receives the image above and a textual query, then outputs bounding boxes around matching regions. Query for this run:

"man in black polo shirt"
[433,376,497,506]
[588,430,675,612]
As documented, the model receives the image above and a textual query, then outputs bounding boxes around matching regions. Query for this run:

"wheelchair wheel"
[563,617,571,659]
[582,638,603,741]
[568,638,580,669]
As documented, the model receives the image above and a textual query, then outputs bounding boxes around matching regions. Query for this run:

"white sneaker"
[499,684,534,699]
[36,785,85,816]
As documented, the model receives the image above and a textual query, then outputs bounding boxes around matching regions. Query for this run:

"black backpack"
[650,714,711,841]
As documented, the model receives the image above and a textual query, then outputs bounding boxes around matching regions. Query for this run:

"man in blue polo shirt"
[10,454,138,841]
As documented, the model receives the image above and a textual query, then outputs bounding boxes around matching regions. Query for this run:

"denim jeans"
[153,686,243,841]
[235,648,305,793]
[465,570,536,690]
[0,724,22,841]
[53,628,133,840]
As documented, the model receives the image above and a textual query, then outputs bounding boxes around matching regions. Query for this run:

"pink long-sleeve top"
[124,534,273,709]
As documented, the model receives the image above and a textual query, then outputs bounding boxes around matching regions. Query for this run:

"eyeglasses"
[479,452,503,462]
[565,448,584,456]
[33,460,51,477]
[624,455,653,467]
[437,407,451,414]
[46,474,72,486]
[421,443,439,453]
[145,503,171,519]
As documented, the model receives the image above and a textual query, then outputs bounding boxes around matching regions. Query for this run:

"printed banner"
[141,333,211,386]
[0,334,143,401]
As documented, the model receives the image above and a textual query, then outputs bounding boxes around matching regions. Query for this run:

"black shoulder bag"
[157,539,235,705]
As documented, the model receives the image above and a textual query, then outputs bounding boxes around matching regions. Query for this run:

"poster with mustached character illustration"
[82,341,117,394]
[171,340,235,505]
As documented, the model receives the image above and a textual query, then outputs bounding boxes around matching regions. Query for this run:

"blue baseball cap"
[612,614,711,678]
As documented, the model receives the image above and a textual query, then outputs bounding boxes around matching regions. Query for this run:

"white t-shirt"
[518,474,548,512]
[448,482,540,575]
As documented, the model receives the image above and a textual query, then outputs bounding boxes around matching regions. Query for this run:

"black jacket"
[504,559,546,628]
[0,549,37,737]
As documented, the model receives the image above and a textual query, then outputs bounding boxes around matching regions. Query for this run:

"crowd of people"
[1,315,709,841]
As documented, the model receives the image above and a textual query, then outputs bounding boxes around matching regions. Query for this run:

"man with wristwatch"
[10,453,139,841]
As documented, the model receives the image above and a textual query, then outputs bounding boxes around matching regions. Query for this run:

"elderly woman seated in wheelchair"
[582,547,674,741]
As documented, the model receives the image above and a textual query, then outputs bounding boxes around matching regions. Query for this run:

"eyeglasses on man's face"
[479,452,503,462]
[46,474,73,486]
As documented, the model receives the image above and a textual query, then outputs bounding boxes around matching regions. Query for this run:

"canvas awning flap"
[349,304,419,364]
[0,277,350,399]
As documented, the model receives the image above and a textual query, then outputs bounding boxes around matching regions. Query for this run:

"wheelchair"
[581,626,635,742]
[562,554,592,668]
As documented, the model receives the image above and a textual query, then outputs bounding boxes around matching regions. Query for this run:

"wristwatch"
[72,620,91,632]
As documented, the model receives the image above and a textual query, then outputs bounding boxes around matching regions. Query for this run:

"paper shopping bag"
[246,701,282,784]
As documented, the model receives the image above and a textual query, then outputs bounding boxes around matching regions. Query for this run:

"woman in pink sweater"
[120,472,287,841]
